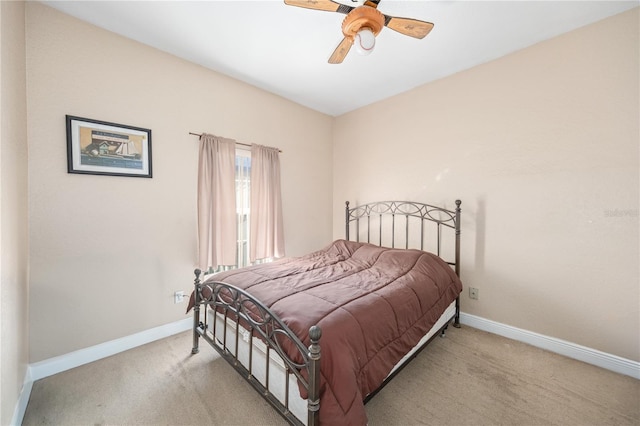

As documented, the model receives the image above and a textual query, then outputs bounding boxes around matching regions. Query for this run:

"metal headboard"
[345,200,462,277]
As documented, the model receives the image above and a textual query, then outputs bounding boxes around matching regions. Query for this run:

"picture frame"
[66,115,152,178]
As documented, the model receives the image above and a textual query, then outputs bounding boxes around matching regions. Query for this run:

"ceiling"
[43,0,638,117]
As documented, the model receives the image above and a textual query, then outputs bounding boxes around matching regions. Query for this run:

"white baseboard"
[11,318,192,426]
[29,317,192,381]
[10,369,33,426]
[11,313,639,425]
[460,312,640,380]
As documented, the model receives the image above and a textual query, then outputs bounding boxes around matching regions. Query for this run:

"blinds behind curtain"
[197,134,237,270]
[250,144,285,262]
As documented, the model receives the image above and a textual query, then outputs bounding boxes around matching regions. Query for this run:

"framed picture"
[66,115,152,178]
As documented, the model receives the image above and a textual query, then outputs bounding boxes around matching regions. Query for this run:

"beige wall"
[1,1,29,424]
[25,2,333,362]
[333,8,639,361]
[20,2,640,369]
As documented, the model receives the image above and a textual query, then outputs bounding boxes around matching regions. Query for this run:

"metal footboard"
[191,269,321,426]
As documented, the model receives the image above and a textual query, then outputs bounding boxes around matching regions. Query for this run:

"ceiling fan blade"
[284,0,352,13]
[363,0,381,8]
[385,16,434,39]
[328,37,353,64]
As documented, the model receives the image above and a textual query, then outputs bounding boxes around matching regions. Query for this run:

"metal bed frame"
[190,199,462,426]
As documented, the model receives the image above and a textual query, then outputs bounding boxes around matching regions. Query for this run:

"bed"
[188,200,462,426]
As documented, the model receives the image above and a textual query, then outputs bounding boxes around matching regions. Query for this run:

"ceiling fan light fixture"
[285,0,434,64]
[354,28,375,55]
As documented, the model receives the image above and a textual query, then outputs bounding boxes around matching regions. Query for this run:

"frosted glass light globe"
[354,28,375,56]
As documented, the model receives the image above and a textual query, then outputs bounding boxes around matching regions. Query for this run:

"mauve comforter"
[200,239,462,425]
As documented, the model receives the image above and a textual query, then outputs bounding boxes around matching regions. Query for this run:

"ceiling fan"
[284,0,434,64]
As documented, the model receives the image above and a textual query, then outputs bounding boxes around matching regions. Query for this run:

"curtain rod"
[189,132,282,153]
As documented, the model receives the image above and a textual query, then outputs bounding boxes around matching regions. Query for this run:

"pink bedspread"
[197,239,462,425]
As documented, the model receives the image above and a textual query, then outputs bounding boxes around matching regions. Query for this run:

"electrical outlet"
[174,291,185,304]
[469,287,479,300]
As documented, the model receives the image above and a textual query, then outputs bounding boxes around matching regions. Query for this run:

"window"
[198,135,283,275]
[213,148,256,273]
[235,149,251,268]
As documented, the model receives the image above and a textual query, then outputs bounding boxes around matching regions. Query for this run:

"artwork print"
[66,115,152,178]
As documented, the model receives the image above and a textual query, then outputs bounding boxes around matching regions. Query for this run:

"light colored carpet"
[22,326,639,425]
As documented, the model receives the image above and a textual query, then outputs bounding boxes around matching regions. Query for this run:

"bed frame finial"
[309,325,322,342]
[345,201,351,240]
[307,325,322,426]
[191,269,202,354]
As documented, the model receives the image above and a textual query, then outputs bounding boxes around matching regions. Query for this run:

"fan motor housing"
[341,6,385,38]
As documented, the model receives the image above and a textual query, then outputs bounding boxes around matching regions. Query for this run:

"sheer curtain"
[250,144,285,262]
[197,134,237,270]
